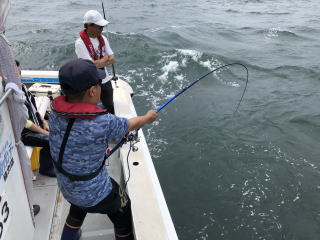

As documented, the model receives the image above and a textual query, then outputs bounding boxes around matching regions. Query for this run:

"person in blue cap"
[49,58,157,240]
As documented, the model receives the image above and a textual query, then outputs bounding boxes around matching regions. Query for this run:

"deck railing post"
[0,88,13,106]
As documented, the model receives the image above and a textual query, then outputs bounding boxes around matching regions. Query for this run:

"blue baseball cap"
[59,58,106,93]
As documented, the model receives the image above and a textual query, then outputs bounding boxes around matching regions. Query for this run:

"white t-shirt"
[75,35,114,84]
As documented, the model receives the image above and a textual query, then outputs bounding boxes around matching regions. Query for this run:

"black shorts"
[66,178,132,236]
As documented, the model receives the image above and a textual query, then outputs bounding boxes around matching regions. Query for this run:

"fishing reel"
[111,75,119,88]
[111,76,118,81]
[125,130,140,152]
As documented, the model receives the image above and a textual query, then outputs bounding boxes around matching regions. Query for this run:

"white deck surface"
[33,172,58,239]
[32,162,118,240]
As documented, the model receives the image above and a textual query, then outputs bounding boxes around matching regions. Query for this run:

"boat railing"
[0,88,12,106]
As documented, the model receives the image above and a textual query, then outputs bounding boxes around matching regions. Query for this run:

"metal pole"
[101,1,118,84]
[0,88,12,106]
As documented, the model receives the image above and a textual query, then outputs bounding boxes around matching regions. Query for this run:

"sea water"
[6,0,320,239]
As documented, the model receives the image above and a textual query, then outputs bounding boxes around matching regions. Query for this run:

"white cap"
[83,10,109,26]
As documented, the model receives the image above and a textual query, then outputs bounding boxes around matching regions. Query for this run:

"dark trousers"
[101,81,115,114]
[21,131,54,172]
[66,178,133,236]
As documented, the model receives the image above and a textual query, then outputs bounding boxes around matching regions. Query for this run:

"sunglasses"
[90,23,104,29]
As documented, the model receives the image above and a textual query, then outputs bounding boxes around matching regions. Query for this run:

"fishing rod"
[101,1,118,82]
[107,62,249,159]
[157,62,248,113]
[108,63,249,187]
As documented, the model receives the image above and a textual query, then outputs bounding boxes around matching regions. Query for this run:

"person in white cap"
[75,10,115,114]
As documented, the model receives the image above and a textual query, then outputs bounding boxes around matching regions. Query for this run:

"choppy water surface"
[6,0,320,239]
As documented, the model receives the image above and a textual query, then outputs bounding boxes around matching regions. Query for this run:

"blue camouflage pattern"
[49,111,129,207]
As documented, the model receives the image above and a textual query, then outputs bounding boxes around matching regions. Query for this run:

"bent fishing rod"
[157,62,248,113]
[101,1,118,82]
[106,62,249,160]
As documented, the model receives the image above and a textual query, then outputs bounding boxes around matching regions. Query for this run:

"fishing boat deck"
[32,162,119,240]
[23,72,178,240]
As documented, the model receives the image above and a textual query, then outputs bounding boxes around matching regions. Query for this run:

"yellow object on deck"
[30,147,42,170]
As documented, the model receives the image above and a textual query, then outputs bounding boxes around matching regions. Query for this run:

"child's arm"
[128,110,158,131]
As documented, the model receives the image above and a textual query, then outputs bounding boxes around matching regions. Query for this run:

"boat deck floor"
[32,160,121,240]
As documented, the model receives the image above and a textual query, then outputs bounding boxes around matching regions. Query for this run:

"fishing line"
[110,63,249,188]
[157,62,249,114]
[124,141,133,188]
